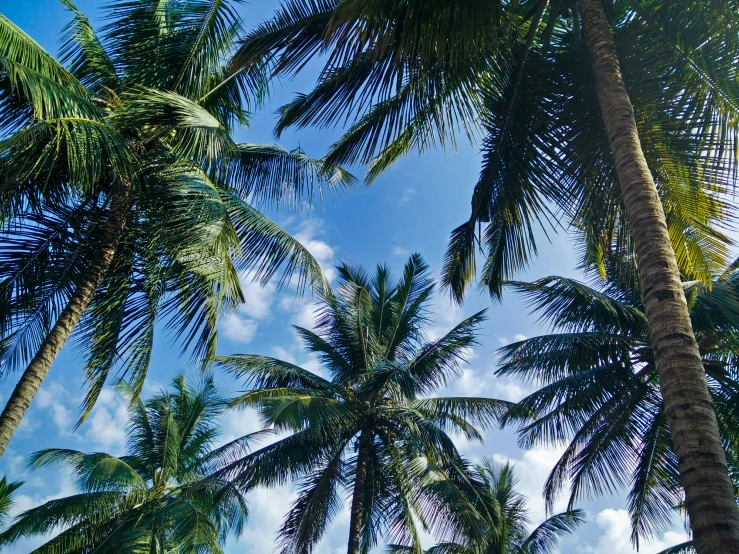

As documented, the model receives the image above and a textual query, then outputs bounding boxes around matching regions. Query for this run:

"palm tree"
[225,2,739,549]
[0,476,21,531]
[388,461,584,554]
[215,254,509,554]
[497,259,739,549]
[0,374,259,552]
[0,0,354,459]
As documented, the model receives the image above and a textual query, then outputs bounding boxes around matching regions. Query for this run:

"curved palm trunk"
[347,430,371,554]
[576,1,739,551]
[0,184,131,460]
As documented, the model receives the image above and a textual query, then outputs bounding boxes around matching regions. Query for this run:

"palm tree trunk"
[0,184,131,460]
[347,430,371,554]
[576,1,739,551]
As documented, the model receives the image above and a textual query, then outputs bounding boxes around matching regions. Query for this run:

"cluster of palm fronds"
[0,0,356,459]
[2,0,739,553]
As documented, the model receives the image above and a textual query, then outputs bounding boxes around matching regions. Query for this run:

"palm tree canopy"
[216,253,511,553]
[496,259,739,547]
[0,0,356,421]
[0,374,263,553]
[229,0,739,299]
[388,460,584,554]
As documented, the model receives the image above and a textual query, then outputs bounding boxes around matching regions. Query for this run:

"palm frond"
[0,476,22,528]
[224,143,357,208]
[58,0,120,93]
[218,354,336,391]
[521,509,585,554]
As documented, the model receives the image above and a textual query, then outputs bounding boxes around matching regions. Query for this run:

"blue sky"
[0,1,691,552]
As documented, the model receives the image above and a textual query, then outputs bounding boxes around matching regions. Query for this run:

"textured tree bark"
[577,1,739,551]
[0,183,131,460]
[347,430,371,554]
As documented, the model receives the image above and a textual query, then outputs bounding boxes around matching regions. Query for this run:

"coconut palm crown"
[216,254,510,554]
[497,260,739,548]
[0,0,355,458]
[0,374,260,553]
[388,461,584,554]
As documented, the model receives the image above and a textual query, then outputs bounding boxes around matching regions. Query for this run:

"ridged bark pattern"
[347,430,371,554]
[0,184,132,460]
[577,1,739,551]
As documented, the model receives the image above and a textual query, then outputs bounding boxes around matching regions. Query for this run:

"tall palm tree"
[388,461,584,554]
[0,374,258,552]
[224,2,739,550]
[497,259,739,549]
[0,0,354,459]
[215,254,509,554]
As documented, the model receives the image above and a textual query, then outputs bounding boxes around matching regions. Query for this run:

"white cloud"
[498,334,527,347]
[455,368,531,403]
[2,452,28,480]
[490,447,568,523]
[218,407,265,447]
[15,412,39,437]
[426,296,466,341]
[220,217,337,346]
[399,188,416,205]
[221,314,258,344]
[582,509,689,554]
[12,474,76,518]
[238,272,277,320]
[35,382,74,436]
[83,388,128,454]
[294,218,337,282]
[392,246,409,257]
[491,379,531,402]
[314,502,352,552]
[228,484,355,554]
[301,356,324,378]
[231,486,298,553]
[455,368,496,397]
[279,296,320,329]
[272,346,297,365]
[220,270,279,345]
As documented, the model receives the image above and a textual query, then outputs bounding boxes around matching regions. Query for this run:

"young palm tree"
[226,1,739,549]
[0,0,354,459]
[497,260,739,549]
[388,461,584,554]
[0,374,258,552]
[216,254,509,554]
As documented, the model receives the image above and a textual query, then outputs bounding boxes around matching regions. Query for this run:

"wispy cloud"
[399,187,416,205]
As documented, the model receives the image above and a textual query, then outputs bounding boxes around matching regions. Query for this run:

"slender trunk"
[577,1,739,551]
[347,430,371,554]
[0,183,131,460]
